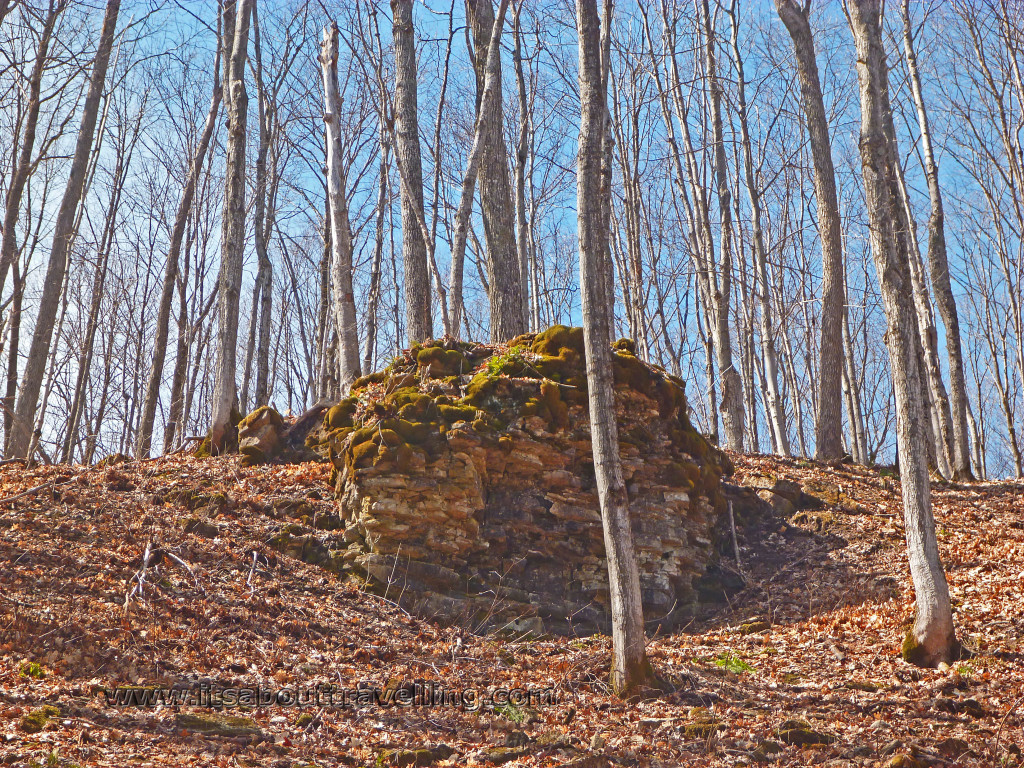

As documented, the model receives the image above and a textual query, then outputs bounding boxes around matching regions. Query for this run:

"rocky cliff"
[267,326,732,637]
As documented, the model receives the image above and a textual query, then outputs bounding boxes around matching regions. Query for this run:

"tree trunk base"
[609,653,664,699]
[902,625,963,668]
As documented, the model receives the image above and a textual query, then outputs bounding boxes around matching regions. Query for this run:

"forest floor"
[0,451,1022,767]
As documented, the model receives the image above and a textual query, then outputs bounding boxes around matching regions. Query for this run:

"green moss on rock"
[19,705,59,734]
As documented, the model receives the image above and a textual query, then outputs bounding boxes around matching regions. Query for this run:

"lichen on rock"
[300,328,731,636]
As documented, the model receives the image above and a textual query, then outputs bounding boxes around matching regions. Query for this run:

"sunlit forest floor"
[1,452,1022,767]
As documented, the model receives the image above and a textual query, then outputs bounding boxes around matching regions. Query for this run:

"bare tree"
[466,0,526,341]
[321,20,361,389]
[901,0,973,479]
[209,0,252,453]
[847,0,958,666]
[0,1,63,301]
[135,11,222,458]
[578,0,655,696]
[727,0,789,455]
[7,0,120,459]
[390,0,433,344]
[774,0,845,461]
[700,0,744,451]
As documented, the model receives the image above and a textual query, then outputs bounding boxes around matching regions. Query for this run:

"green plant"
[20,661,44,679]
[714,652,754,674]
[494,701,527,724]
[956,662,976,680]
[485,345,533,378]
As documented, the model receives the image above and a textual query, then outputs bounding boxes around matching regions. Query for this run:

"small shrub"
[20,661,44,679]
[494,701,527,724]
[714,652,754,674]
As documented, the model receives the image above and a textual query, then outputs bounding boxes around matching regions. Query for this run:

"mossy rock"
[239,404,284,430]
[417,346,470,377]
[373,428,401,448]
[351,440,379,468]
[531,325,584,357]
[19,705,59,734]
[437,404,477,423]
[326,398,359,430]
[379,744,455,767]
[351,371,389,391]
[392,418,433,444]
[183,517,220,538]
[481,746,530,765]
[612,350,654,395]
[683,720,722,739]
[663,460,700,489]
[776,718,835,745]
[175,712,263,738]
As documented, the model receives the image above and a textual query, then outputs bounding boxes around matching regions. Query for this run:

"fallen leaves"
[0,453,1021,766]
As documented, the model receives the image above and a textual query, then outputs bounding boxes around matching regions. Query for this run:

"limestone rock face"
[315,327,731,636]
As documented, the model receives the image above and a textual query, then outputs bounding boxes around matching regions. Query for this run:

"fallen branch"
[125,540,154,607]
[0,476,74,506]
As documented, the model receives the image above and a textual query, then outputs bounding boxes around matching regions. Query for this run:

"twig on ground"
[125,540,154,607]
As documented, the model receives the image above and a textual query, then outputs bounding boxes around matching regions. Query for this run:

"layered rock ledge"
[278,326,732,637]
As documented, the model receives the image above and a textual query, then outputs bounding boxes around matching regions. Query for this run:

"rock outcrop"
[297,326,731,636]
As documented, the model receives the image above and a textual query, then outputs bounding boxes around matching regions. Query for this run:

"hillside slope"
[1,453,1022,767]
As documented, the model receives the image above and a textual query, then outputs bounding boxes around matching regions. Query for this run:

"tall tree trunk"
[364,131,389,375]
[390,0,433,344]
[775,0,845,461]
[512,4,532,331]
[467,0,526,342]
[0,1,61,300]
[3,262,23,453]
[701,0,744,452]
[209,0,252,453]
[321,21,361,391]
[446,0,509,337]
[577,0,654,697]
[848,0,958,666]
[241,0,270,414]
[728,0,789,455]
[7,0,120,459]
[901,0,973,480]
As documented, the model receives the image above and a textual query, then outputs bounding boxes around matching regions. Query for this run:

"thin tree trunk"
[901,0,973,480]
[446,0,510,337]
[466,0,526,342]
[3,262,23,453]
[728,0,789,455]
[848,0,957,666]
[894,156,954,478]
[321,21,361,390]
[775,0,844,461]
[364,132,389,374]
[242,0,274,411]
[62,145,129,463]
[209,0,252,453]
[577,0,654,697]
[701,0,744,452]
[513,3,531,331]
[0,1,61,301]
[7,0,120,459]
[390,0,433,344]
[135,6,222,457]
